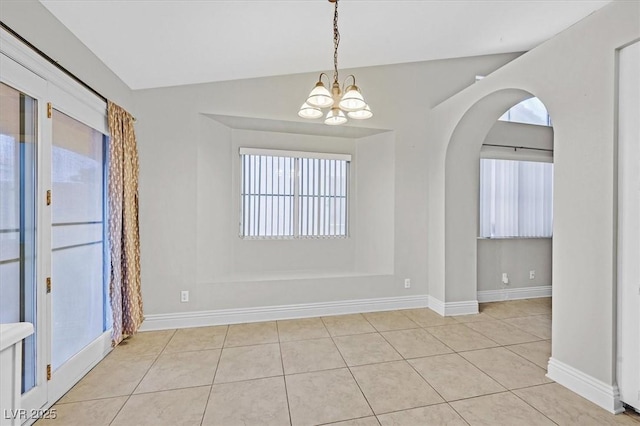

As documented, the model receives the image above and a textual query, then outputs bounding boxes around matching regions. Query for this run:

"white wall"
[134,53,519,315]
[0,0,134,112]
[4,0,637,413]
[617,40,640,412]
[429,0,638,411]
[477,239,552,292]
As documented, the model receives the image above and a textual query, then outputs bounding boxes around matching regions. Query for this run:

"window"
[499,97,552,127]
[475,77,551,127]
[479,159,553,238]
[240,148,350,238]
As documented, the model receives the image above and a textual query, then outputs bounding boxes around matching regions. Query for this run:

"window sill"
[477,236,552,240]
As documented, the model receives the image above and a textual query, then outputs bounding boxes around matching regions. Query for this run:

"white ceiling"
[40,0,612,90]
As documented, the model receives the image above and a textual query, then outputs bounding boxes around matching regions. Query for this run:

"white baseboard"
[428,296,445,316]
[547,357,623,414]
[427,296,478,316]
[477,285,552,303]
[140,295,429,331]
[445,300,479,316]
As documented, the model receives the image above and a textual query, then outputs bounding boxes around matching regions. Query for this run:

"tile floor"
[37,298,640,425]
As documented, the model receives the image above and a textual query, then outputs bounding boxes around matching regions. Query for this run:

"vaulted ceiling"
[40,0,612,90]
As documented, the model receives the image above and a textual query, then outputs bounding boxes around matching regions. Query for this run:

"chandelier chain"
[333,0,340,84]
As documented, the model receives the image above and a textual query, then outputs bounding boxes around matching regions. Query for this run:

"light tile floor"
[37,298,640,425]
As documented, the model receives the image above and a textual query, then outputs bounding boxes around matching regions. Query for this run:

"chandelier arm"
[333,0,340,84]
[342,74,356,92]
[318,72,330,86]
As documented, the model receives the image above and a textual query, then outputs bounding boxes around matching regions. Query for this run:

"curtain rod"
[1,21,136,121]
[483,143,553,153]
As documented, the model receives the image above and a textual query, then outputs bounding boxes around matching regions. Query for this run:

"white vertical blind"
[479,159,553,238]
[240,150,349,238]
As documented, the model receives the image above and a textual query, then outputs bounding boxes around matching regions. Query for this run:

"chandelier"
[298,0,372,126]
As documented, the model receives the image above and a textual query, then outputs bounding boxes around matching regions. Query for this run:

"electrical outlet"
[501,273,509,285]
[181,290,189,303]
[404,278,411,289]
[529,270,535,280]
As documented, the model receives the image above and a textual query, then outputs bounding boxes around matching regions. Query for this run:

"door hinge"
[46,190,51,206]
[46,277,51,293]
[46,364,51,381]
[47,102,52,118]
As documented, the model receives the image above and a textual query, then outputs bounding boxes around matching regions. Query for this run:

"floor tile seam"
[202,324,231,426]
[444,400,473,426]
[369,330,404,361]
[492,344,553,374]
[222,339,280,349]
[463,323,545,346]
[279,334,334,344]
[370,324,422,333]
[416,327,460,353]
[276,329,294,426]
[128,384,213,397]
[487,312,550,321]
[404,353,508,402]
[214,372,285,386]
[502,342,551,367]
[107,393,134,426]
[455,349,547,390]
[162,346,226,354]
[315,414,379,426]
[327,333,377,420]
[369,398,449,416]
[508,388,561,425]
[126,329,177,399]
[54,392,135,406]
[397,349,456,361]
[399,355,448,406]
[500,321,550,340]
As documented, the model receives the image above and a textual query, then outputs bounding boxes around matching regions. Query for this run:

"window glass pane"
[241,154,294,238]
[299,158,348,237]
[499,97,551,126]
[479,158,553,238]
[0,82,38,392]
[51,109,107,370]
[240,152,349,239]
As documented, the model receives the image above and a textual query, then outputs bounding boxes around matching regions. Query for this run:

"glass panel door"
[51,109,107,370]
[0,81,38,392]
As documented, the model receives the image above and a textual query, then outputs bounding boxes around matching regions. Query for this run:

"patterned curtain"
[107,101,143,346]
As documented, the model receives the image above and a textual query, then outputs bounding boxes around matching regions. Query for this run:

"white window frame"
[239,147,351,239]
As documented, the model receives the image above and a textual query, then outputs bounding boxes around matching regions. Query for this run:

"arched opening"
[444,88,554,366]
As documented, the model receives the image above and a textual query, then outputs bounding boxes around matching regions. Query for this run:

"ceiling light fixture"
[298,0,372,126]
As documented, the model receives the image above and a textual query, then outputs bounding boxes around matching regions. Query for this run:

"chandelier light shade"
[299,0,372,126]
[347,104,373,120]
[306,82,333,108]
[325,107,348,125]
[298,102,323,119]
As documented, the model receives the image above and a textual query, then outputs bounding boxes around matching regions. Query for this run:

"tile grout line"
[108,329,177,426]
[276,321,294,426]
[328,330,378,421]
[199,325,230,426]
[508,387,561,425]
